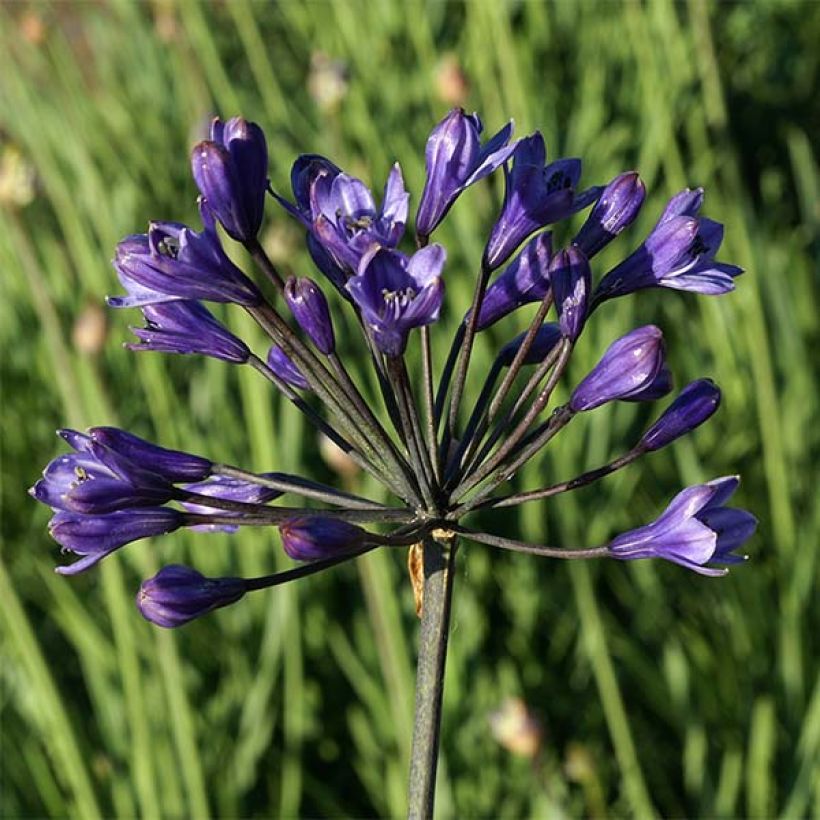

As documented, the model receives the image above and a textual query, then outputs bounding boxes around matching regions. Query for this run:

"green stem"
[407,532,457,819]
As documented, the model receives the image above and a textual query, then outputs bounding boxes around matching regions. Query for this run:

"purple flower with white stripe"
[191,117,268,242]
[609,477,757,575]
[416,108,516,239]
[346,245,446,356]
[550,246,591,341]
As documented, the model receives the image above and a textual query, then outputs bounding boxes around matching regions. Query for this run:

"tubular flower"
[191,116,268,242]
[416,108,516,239]
[609,477,757,575]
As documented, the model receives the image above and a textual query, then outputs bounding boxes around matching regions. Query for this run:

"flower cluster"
[31,110,755,628]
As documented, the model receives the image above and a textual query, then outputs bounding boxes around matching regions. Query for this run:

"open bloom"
[346,245,446,356]
[594,188,742,301]
[111,201,261,307]
[416,108,515,239]
[191,116,268,242]
[609,477,757,575]
[483,133,592,270]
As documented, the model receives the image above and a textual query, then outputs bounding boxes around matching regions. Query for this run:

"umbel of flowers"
[31,110,755,813]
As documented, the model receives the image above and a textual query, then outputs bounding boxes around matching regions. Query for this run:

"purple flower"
[180,473,284,532]
[594,188,743,302]
[497,323,563,367]
[31,440,173,515]
[346,245,446,356]
[279,516,367,561]
[191,117,268,242]
[573,171,646,258]
[49,508,183,575]
[550,246,591,341]
[267,345,310,390]
[483,133,593,270]
[284,277,335,355]
[609,476,757,575]
[570,325,666,411]
[272,153,343,225]
[416,108,516,239]
[640,379,721,451]
[110,201,262,307]
[126,300,250,363]
[475,233,552,330]
[310,163,409,273]
[622,364,673,403]
[137,565,246,627]
[86,427,212,483]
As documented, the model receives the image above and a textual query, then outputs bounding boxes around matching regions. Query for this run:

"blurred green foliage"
[1,0,818,817]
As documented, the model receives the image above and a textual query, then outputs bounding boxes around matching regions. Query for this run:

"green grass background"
[1,1,818,817]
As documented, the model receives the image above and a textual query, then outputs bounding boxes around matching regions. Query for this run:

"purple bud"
[609,476,755,575]
[284,277,335,354]
[549,246,591,341]
[49,508,182,575]
[88,427,212,483]
[497,323,563,366]
[622,364,673,403]
[416,108,516,239]
[279,516,367,561]
[180,473,284,532]
[137,565,246,627]
[570,325,665,411]
[126,300,250,363]
[191,117,268,242]
[640,379,721,451]
[573,172,645,257]
[476,233,552,330]
[267,345,310,390]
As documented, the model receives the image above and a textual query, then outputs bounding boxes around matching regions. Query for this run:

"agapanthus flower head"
[416,108,516,239]
[138,564,247,628]
[550,246,591,341]
[346,245,446,356]
[110,200,262,307]
[475,232,552,331]
[483,133,591,270]
[640,378,721,451]
[279,516,367,561]
[126,300,251,363]
[284,276,335,355]
[570,325,666,411]
[609,477,757,575]
[573,171,646,258]
[594,187,743,302]
[191,116,268,242]
[50,508,183,575]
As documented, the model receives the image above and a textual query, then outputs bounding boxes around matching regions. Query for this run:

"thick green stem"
[408,532,457,820]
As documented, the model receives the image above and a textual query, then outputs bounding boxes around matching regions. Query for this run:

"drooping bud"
[266,345,310,390]
[137,564,246,628]
[639,378,721,451]
[284,277,335,354]
[573,172,645,257]
[191,117,268,242]
[279,516,367,561]
[570,325,665,411]
[549,246,591,341]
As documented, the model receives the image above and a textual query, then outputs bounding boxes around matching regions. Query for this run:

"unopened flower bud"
[267,345,310,390]
[137,564,246,628]
[279,516,367,561]
[570,325,665,411]
[640,379,721,451]
[497,324,562,367]
[284,276,335,354]
[573,171,645,257]
[550,246,590,341]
